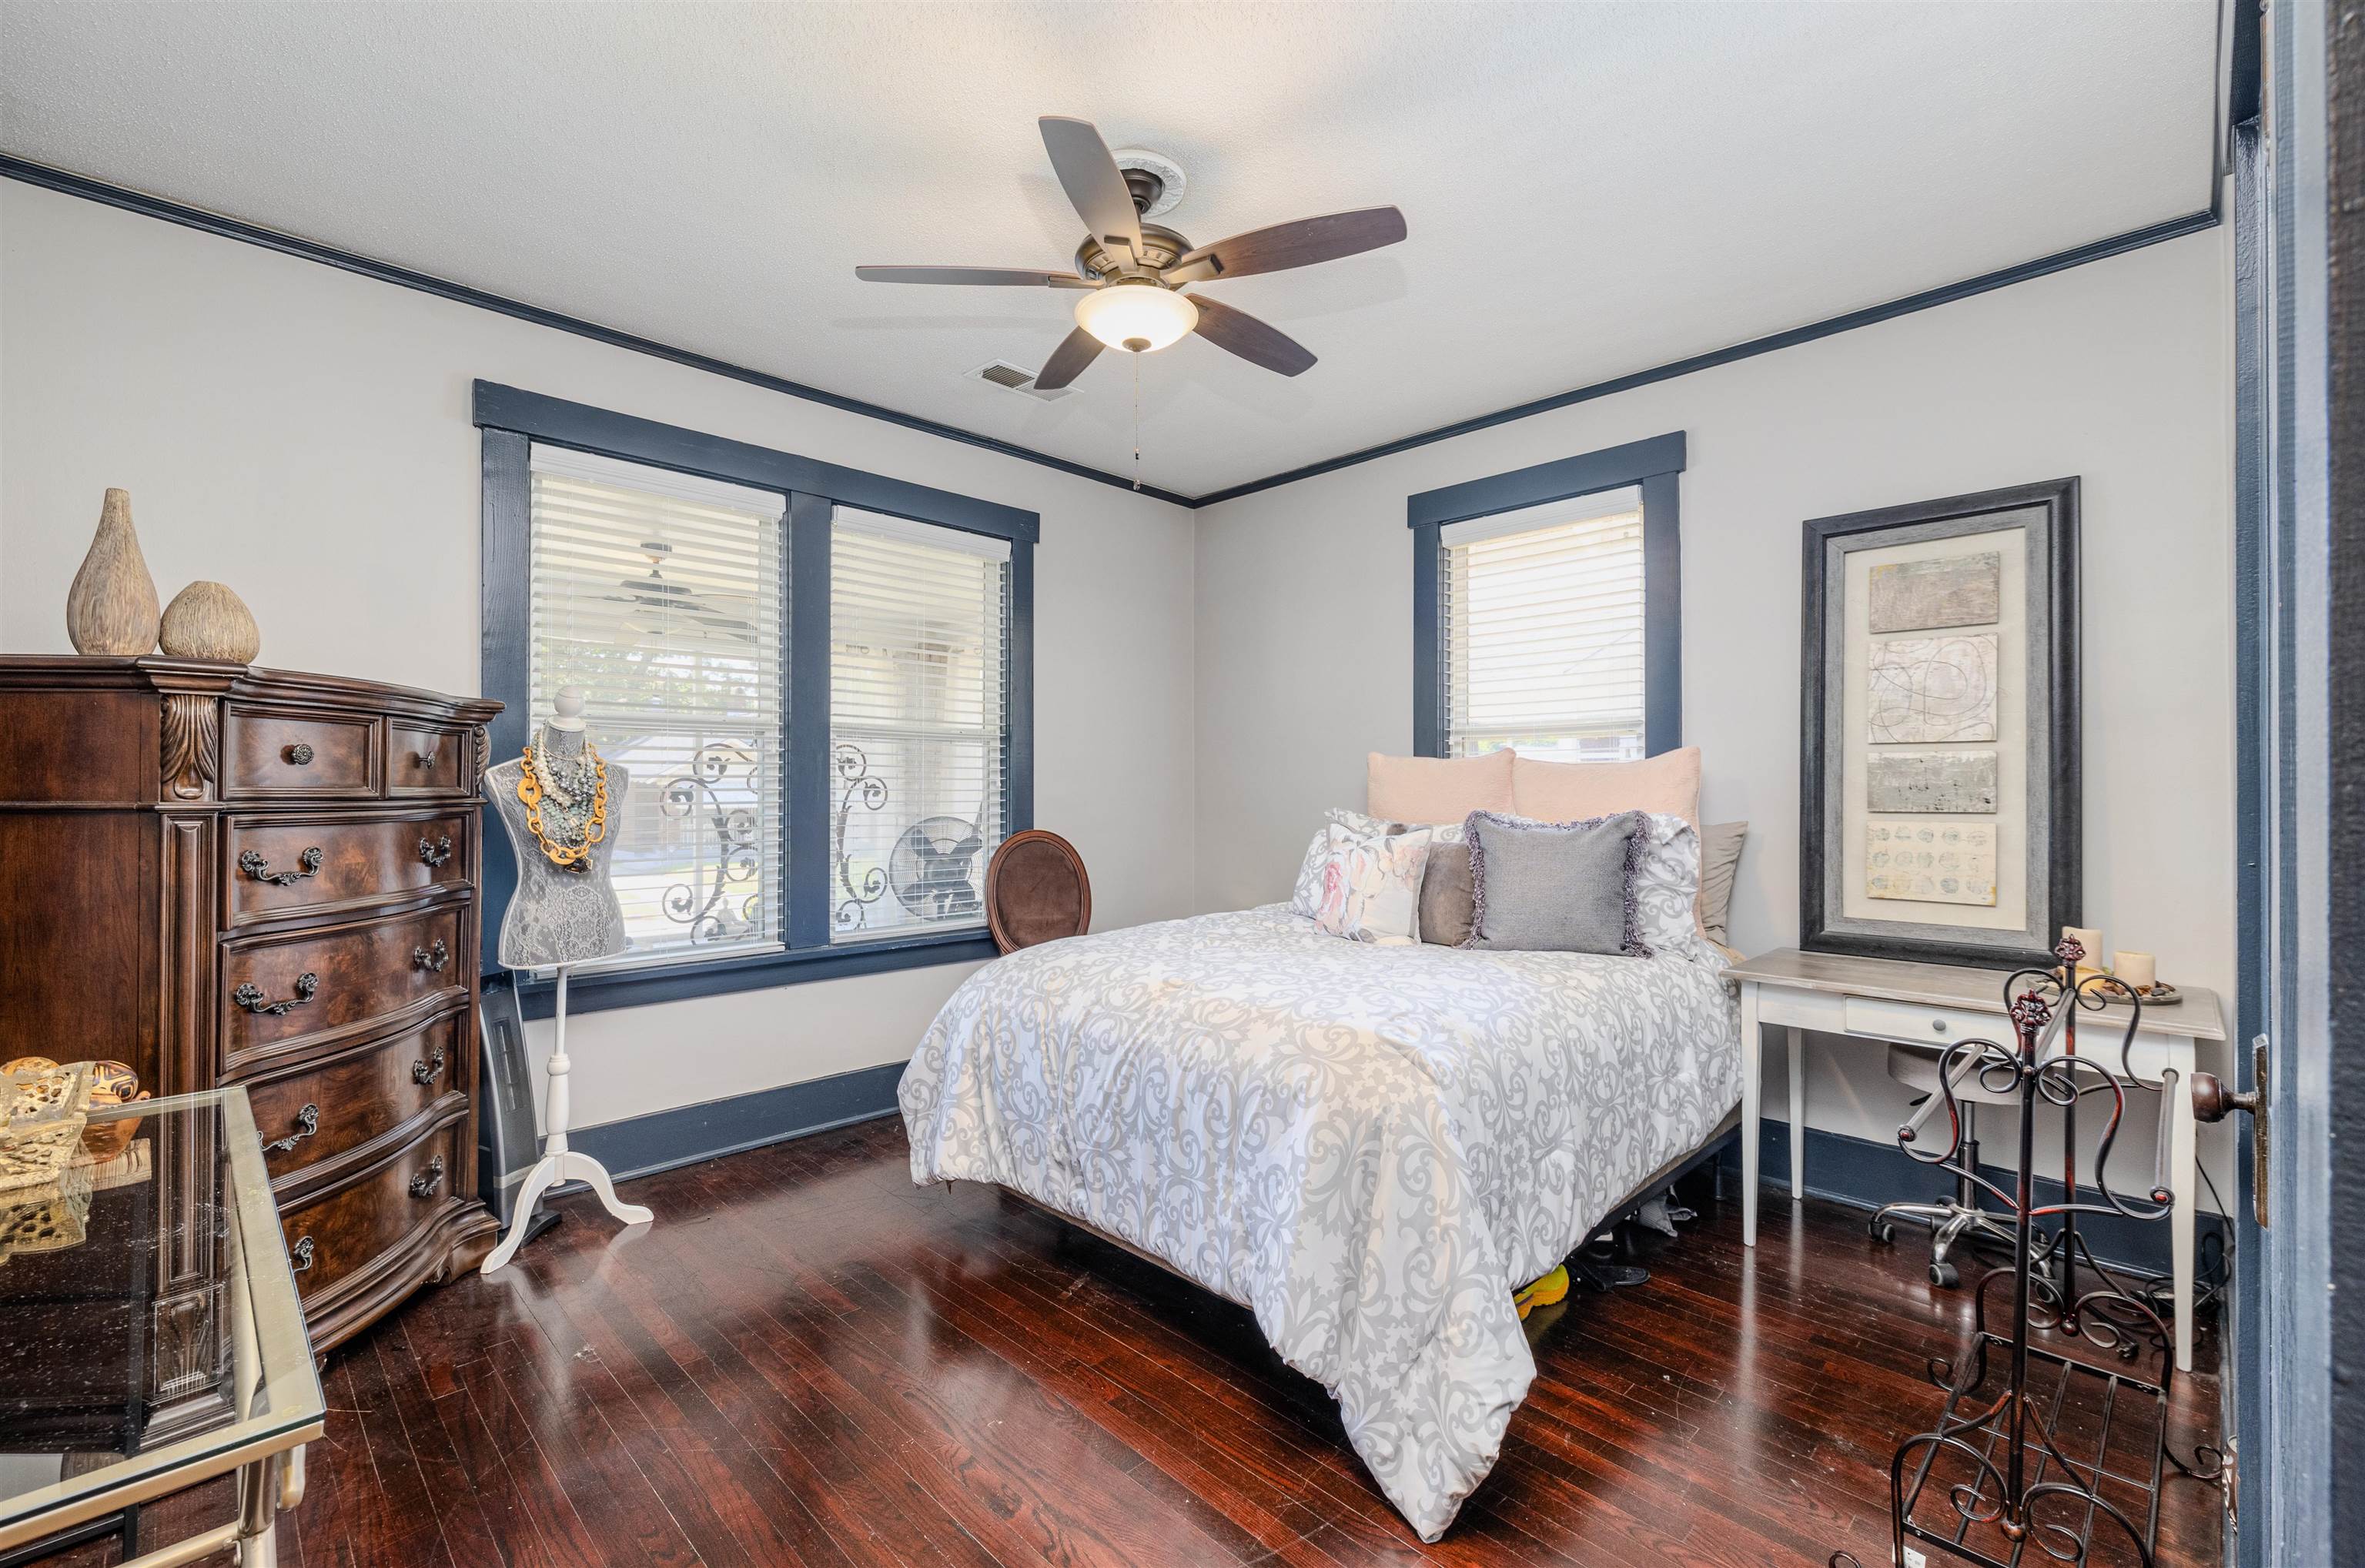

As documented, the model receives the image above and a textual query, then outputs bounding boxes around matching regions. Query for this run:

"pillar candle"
[2061,926,2105,966]
[2113,951,2158,991]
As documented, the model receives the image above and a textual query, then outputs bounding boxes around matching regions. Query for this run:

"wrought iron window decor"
[657,741,766,948]
[830,742,987,934]
[1829,938,2219,1568]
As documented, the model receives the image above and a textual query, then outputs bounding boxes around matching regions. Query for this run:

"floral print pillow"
[1308,823,1436,945]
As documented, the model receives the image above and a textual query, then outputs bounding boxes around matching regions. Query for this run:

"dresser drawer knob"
[283,743,314,767]
[238,846,323,886]
[410,744,439,768]
[289,1235,316,1273]
[409,1154,446,1199]
[413,938,451,974]
[1932,1019,1949,1035]
[264,1102,320,1155]
[413,1045,447,1086]
[416,834,453,869]
[233,971,319,1016]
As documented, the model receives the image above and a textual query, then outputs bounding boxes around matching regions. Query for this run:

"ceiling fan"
[856,116,1407,389]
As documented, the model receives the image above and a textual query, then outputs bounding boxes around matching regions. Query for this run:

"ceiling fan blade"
[1186,295,1316,376]
[1166,207,1407,285]
[855,266,1094,289]
[1039,116,1145,262]
[1032,326,1105,390]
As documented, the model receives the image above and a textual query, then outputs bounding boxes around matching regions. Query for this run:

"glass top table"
[0,1086,323,1564]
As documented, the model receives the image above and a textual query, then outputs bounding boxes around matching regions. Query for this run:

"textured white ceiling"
[0,2,2219,498]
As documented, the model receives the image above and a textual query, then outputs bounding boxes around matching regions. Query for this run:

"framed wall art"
[1799,477,2079,968]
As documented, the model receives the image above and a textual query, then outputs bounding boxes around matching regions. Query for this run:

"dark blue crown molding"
[0,154,1197,510]
[4,153,2214,510]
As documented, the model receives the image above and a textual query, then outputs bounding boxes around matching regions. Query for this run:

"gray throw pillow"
[1698,821,1748,947]
[1419,840,1476,946]
[1463,809,1649,957]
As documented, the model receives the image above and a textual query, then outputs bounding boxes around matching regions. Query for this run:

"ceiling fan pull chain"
[1132,350,1142,491]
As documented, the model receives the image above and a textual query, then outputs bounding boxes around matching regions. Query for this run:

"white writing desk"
[1725,948,2227,1372]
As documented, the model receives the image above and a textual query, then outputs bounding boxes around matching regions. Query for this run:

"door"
[2230,5,2352,1561]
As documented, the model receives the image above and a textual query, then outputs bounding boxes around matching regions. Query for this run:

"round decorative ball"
[85,1061,139,1103]
[159,580,261,664]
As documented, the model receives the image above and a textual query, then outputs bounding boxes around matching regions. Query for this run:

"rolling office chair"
[1868,1039,2029,1287]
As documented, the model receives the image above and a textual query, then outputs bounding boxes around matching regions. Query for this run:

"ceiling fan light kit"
[1075,283,1198,353]
[855,115,1407,392]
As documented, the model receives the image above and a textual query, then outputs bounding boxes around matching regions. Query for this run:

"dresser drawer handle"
[289,1235,316,1273]
[283,743,314,767]
[413,1045,447,1086]
[264,1103,320,1155]
[417,834,453,869]
[413,938,451,974]
[238,846,323,886]
[409,1155,446,1199]
[232,972,319,1015]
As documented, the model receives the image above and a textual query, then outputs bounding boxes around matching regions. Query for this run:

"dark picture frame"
[1800,477,2079,968]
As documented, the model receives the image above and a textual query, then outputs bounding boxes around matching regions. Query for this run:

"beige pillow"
[1366,749,1515,824]
[1510,746,1702,830]
[1698,821,1748,948]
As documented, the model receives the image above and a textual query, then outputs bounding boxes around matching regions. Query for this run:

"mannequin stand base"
[500,1207,564,1252]
[480,1148,651,1275]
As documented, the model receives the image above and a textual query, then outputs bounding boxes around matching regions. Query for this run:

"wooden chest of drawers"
[0,657,501,1356]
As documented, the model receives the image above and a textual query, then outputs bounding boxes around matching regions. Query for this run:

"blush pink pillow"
[1366,749,1516,824]
[1510,746,1702,830]
[1512,746,1707,929]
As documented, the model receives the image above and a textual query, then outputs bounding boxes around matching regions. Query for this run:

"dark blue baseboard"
[1721,1121,2226,1280]
[567,1060,906,1184]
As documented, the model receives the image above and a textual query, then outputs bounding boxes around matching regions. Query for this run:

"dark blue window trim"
[1408,431,1686,759]
[476,380,1035,1019]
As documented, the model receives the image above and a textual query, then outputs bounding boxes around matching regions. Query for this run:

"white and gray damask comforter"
[898,904,1741,1541]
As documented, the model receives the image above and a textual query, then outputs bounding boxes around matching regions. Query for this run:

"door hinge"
[2192,1035,2270,1229]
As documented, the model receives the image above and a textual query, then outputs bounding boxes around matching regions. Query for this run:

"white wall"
[0,181,1197,1132]
[1193,230,2237,1193]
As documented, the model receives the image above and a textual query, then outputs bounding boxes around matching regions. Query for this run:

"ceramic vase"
[65,489,160,656]
[159,580,261,664]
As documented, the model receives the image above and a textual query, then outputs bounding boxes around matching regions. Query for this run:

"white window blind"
[1441,487,1647,764]
[828,508,1010,944]
[527,445,786,966]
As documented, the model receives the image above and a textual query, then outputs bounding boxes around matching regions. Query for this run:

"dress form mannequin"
[480,687,651,1275]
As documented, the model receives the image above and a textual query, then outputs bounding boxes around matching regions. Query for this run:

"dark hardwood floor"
[52,1116,2224,1567]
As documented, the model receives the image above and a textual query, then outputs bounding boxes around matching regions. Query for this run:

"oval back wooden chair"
[985,830,1092,954]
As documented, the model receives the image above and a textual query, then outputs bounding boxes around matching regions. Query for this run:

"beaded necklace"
[517,731,609,871]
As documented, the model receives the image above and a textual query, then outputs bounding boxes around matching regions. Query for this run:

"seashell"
[2,1058,58,1081]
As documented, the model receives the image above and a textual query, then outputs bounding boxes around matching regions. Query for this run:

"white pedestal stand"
[480,965,651,1275]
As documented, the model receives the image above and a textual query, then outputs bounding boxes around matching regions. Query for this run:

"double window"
[1412,432,1685,763]
[481,383,1032,1013]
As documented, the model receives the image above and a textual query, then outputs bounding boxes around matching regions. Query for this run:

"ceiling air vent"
[968,359,1072,402]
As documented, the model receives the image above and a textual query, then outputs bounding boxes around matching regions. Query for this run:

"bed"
[897,902,1744,1542]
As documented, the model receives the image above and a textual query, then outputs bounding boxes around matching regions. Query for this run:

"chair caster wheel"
[1929,1262,1959,1289]
[1871,1220,1896,1246]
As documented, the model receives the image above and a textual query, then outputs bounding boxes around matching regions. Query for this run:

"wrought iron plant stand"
[1831,939,2219,1568]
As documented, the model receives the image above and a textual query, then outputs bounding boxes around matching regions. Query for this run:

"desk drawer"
[1841,995,2004,1049]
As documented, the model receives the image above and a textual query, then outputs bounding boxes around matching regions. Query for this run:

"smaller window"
[1440,488,1647,763]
